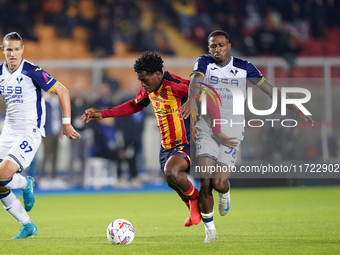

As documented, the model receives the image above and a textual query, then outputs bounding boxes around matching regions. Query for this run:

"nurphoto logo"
[199,82,312,128]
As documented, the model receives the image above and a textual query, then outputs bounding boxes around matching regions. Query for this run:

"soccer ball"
[107,219,135,245]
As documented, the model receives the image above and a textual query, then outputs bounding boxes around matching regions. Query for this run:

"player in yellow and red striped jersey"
[81,51,200,227]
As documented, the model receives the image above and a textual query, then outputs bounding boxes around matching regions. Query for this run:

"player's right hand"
[60,124,81,140]
[81,108,103,123]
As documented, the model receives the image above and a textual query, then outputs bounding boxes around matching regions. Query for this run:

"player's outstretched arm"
[258,80,314,126]
[50,82,81,140]
[81,108,103,123]
[178,73,203,119]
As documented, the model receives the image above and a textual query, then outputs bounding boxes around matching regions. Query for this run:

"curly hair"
[134,51,164,75]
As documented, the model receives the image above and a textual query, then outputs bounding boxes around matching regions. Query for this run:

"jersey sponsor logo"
[211,67,217,70]
[0,85,23,95]
[42,71,53,84]
[35,67,41,71]
[159,91,164,98]
[210,76,239,86]
[153,106,175,115]
[16,76,23,84]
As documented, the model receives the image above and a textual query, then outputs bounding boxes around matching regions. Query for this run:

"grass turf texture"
[0,186,339,255]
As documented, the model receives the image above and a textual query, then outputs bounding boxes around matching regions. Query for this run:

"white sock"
[201,211,215,230]
[1,191,30,225]
[5,174,27,190]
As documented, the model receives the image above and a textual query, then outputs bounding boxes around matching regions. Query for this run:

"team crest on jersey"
[16,76,23,84]
[230,70,238,76]
[159,91,164,98]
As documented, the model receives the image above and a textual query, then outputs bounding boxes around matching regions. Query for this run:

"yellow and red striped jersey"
[135,71,190,149]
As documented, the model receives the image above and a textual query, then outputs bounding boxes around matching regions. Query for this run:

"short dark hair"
[134,51,164,75]
[2,32,23,47]
[207,30,229,42]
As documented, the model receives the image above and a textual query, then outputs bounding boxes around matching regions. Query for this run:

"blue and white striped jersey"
[0,59,59,136]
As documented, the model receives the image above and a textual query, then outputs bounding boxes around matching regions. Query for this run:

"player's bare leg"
[162,172,190,206]
[212,166,231,216]
[163,174,193,227]
[164,155,200,226]
[198,157,217,243]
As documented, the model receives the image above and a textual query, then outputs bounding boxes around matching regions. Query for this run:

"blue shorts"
[159,143,191,172]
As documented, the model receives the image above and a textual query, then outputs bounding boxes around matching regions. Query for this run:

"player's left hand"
[60,124,81,140]
[212,132,238,148]
[295,109,314,126]
[176,98,198,119]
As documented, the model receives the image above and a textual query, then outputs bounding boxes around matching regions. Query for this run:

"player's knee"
[163,167,179,184]
[0,160,18,179]
[212,178,229,193]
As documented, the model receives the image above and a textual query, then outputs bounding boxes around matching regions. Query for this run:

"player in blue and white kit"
[180,30,314,243]
[0,32,81,239]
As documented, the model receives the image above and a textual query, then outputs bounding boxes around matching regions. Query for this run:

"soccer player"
[0,32,81,239]
[180,30,314,243]
[81,51,200,227]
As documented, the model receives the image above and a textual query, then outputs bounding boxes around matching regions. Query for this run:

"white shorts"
[195,120,241,167]
[0,127,42,172]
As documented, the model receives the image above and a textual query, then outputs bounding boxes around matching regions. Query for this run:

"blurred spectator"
[39,93,69,189]
[171,0,212,40]
[217,14,255,56]
[89,17,114,57]
[112,0,142,45]
[42,0,64,25]
[284,1,309,43]
[77,0,97,30]
[305,0,327,38]
[90,82,123,170]
[68,82,93,186]
[239,0,264,35]
[1,0,39,41]
[132,17,175,55]
[115,80,145,188]
[254,10,302,64]
[53,0,79,38]
[1,0,339,59]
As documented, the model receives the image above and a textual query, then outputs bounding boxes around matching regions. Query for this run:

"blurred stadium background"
[0,0,339,192]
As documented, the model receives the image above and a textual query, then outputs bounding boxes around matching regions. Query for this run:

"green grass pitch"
[0,186,339,255]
